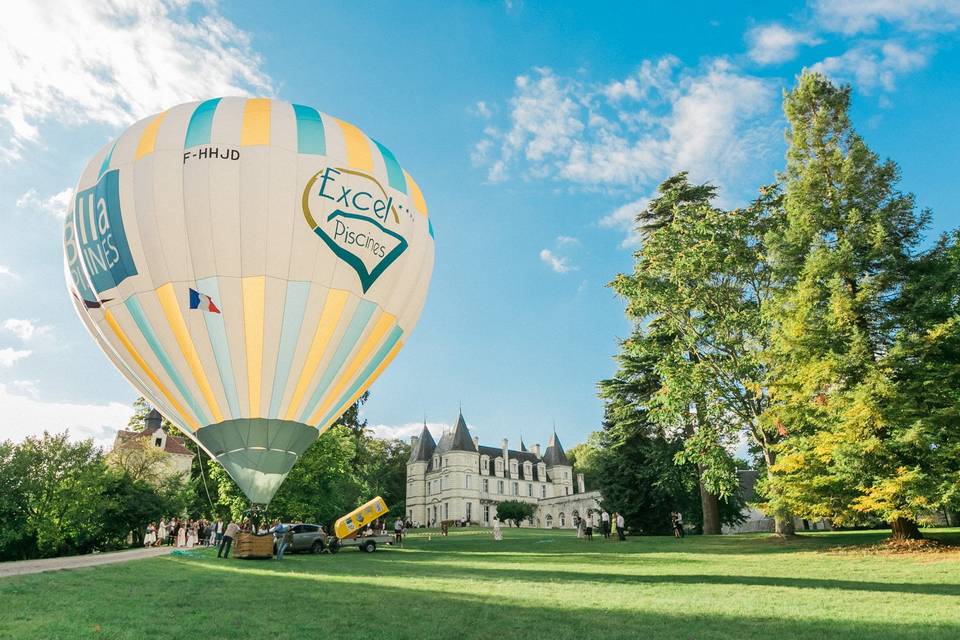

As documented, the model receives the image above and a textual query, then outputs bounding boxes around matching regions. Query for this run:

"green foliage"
[495,500,535,527]
[761,72,958,537]
[597,337,745,534]
[0,432,187,561]
[567,437,602,490]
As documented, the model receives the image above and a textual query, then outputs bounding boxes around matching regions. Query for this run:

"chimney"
[472,436,479,449]
[533,443,541,458]
[501,438,509,467]
[577,473,585,494]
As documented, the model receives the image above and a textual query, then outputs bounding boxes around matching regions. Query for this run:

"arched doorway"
[559,512,566,528]
[545,514,553,528]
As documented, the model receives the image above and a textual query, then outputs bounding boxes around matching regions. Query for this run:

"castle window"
[481,456,489,472]
[482,479,489,493]
[466,475,471,489]
[527,483,533,497]
[497,480,504,494]
[559,512,566,527]
[495,458,503,474]
[444,503,449,519]
[564,471,568,480]
[154,437,162,448]
[524,461,532,478]
[512,482,518,496]
[483,505,490,523]
[510,460,518,476]
[545,514,553,528]
[541,485,546,498]
[566,486,570,496]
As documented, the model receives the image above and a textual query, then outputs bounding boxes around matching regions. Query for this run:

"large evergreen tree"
[764,72,946,539]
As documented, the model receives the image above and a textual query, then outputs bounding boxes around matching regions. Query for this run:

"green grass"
[2,528,959,640]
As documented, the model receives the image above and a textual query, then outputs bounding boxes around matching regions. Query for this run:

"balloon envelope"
[64,98,434,503]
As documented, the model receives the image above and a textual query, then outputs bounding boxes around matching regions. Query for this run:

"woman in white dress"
[493,519,503,541]
[177,522,186,547]
[186,520,196,548]
[143,523,156,547]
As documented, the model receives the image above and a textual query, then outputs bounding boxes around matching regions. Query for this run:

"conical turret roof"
[442,411,478,453]
[542,431,569,466]
[408,423,436,463]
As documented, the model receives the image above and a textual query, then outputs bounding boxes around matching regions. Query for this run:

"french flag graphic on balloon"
[188,288,221,313]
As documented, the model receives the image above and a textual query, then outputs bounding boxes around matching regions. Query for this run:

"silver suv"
[274,523,327,554]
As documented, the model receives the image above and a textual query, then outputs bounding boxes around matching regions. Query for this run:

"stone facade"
[405,412,601,528]
[110,409,194,481]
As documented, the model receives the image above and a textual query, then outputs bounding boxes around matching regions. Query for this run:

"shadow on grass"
[2,556,955,640]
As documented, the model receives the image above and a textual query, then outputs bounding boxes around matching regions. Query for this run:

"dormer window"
[510,460,518,476]
[154,437,162,448]
[523,461,532,478]
[481,456,489,472]
[433,455,439,469]
[495,458,503,473]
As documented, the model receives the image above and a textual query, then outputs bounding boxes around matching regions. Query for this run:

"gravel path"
[0,547,173,579]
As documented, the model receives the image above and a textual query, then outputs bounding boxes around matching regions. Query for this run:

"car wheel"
[329,539,340,554]
[311,540,324,554]
[363,541,376,553]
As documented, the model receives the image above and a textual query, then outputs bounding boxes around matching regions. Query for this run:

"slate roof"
[542,432,569,466]
[115,427,193,457]
[436,412,477,453]
[477,446,543,480]
[408,423,436,463]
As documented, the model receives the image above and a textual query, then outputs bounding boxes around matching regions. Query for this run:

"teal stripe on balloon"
[298,299,376,422]
[373,140,407,194]
[184,98,222,148]
[428,218,435,239]
[125,296,210,426]
[98,141,117,177]
[318,325,403,428]
[196,276,241,419]
[293,104,326,155]
[268,281,310,418]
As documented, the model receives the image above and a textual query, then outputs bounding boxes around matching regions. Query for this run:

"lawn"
[1,528,958,640]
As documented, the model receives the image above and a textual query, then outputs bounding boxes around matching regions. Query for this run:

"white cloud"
[539,248,576,274]
[477,59,777,193]
[0,265,17,280]
[0,1,272,159]
[0,383,133,448]
[747,24,822,64]
[2,318,53,342]
[556,235,580,246]
[812,41,928,92]
[368,421,450,442]
[0,348,32,367]
[12,380,40,399]
[599,195,654,248]
[813,0,960,34]
[16,188,73,219]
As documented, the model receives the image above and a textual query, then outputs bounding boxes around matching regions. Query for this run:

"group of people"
[573,510,626,541]
[143,518,228,549]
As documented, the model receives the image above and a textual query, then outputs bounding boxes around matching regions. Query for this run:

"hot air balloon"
[63,98,434,505]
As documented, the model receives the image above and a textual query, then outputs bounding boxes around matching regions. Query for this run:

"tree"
[611,173,765,534]
[107,437,174,486]
[495,500,535,527]
[567,436,602,491]
[597,336,744,534]
[764,72,939,539]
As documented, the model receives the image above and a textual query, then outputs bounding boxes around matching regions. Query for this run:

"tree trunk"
[774,515,795,537]
[890,516,922,540]
[699,472,722,535]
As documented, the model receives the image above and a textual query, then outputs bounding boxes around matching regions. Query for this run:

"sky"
[0,0,958,453]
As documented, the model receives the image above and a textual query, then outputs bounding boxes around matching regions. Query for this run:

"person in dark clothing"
[218,521,239,558]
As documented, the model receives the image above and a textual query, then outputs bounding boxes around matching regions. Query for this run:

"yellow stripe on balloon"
[307,312,396,425]
[134,111,169,160]
[156,283,224,423]
[335,118,374,172]
[403,170,428,216]
[283,289,349,421]
[242,276,265,418]
[103,309,199,431]
[319,339,404,434]
[240,98,271,146]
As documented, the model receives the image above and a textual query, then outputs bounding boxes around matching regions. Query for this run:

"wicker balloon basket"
[233,532,274,559]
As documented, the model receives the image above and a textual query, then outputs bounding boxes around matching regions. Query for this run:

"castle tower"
[406,423,435,524]
[543,431,573,497]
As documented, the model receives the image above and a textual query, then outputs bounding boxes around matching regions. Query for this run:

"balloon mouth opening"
[195,418,319,505]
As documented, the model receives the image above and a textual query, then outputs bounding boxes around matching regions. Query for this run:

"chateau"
[405,412,601,528]
[109,408,194,481]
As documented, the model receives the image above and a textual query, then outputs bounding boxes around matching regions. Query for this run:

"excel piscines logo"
[302,166,408,293]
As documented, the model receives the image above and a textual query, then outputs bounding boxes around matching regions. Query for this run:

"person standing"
[616,512,626,542]
[492,518,503,541]
[213,518,224,547]
[394,517,404,546]
[585,512,594,541]
[674,512,685,538]
[218,520,238,558]
[272,521,289,560]
[601,510,610,539]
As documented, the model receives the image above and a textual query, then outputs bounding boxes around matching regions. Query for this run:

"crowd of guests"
[572,509,626,541]
[143,518,227,549]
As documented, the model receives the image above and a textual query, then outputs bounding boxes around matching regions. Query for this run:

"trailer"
[328,533,393,554]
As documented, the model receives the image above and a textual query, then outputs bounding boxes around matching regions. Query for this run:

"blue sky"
[0,1,958,451]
